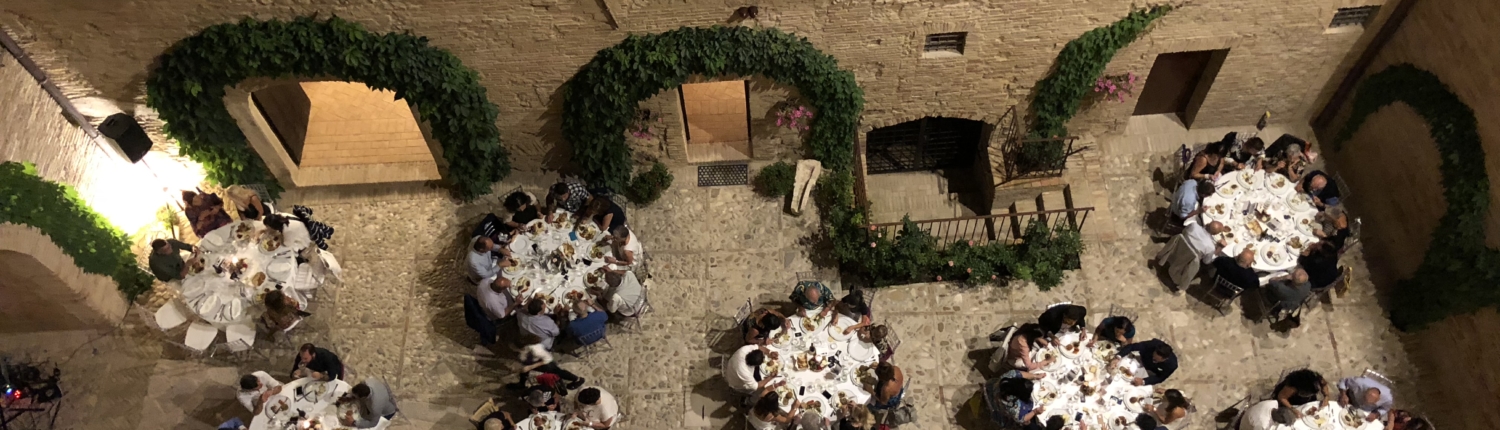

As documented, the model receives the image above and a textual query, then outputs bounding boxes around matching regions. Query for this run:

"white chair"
[225,322,256,347]
[319,250,344,283]
[619,278,653,332]
[986,324,1019,373]
[154,302,190,330]
[184,322,219,353]
[1362,369,1394,387]
[732,298,754,327]
[370,417,392,430]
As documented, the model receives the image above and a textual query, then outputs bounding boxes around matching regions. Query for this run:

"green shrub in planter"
[625,162,674,206]
[754,161,797,198]
[0,162,153,300]
[1016,140,1068,173]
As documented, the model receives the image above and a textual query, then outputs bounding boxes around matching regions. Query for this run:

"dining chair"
[732,298,755,328]
[1046,301,1072,310]
[217,322,257,360]
[154,301,191,330]
[574,326,614,358]
[318,250,344,283]
[184,321,220,354]
[880,324,902,363]
[986,324,1018,373]
[1206,275,1246,316]
[1361,368,1394,388]
[370,417,392,430]
[619,277,653,332]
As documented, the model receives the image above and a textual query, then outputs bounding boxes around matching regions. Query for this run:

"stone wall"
[0,224,130,332]
[2,0,1387,175]
[1311,0,1500,428]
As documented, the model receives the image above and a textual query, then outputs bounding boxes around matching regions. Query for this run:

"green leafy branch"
[1029,5,1172,139]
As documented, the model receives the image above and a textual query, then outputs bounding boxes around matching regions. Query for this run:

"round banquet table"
[181,220,315,325]
[1199,169,1322,274]
[758,313,877,420]
[1240,399,1384,430]
[247,378,353,430]
[504,216,616,311]
[513,411,585,430]
[1021,330,1155,430]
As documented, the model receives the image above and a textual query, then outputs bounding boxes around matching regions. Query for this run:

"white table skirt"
[1200,170,1320,273]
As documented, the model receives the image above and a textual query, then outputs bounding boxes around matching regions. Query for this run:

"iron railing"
[1003,136,1085,181]
[867,207,1093,249]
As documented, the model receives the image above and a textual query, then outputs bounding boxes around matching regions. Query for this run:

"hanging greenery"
[146,16,510,199]
[1028,5,1173,139]
[753,161,797,198]
[562,26,863,190]
[0,162,154,300]
[1332,63,1496,330]
[624,162,674,206]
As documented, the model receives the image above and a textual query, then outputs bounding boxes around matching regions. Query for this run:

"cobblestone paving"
[0,158,1418,430]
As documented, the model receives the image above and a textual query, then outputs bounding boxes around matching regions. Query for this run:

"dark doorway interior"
[1133,49,1229,126]
[865,117,986,174]
[251,83,311,165]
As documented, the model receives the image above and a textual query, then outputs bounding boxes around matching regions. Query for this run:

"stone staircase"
[991,145,1118,242]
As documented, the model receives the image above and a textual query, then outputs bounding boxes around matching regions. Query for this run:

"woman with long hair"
[747,379,799,430]
[1008,323,1054,371]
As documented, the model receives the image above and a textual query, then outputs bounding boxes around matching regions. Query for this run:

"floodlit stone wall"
[1,0,1387,175]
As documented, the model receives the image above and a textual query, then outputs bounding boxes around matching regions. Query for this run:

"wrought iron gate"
[865,117,985,174]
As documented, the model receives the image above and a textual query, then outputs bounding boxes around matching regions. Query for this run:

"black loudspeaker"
[99,113,152,163]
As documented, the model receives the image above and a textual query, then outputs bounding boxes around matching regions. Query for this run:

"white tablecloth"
[181,220,317,325]
[758,314,877,420]
[1278,401,1383,430]
[513,411,584,430]
[1024,331,1155,430]
[1200,170,1321,273]
[248,377,353,430]
[505,216,615,311]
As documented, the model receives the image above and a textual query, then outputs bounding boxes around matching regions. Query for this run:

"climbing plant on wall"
[562,26,863,190]
[1332,63,1497,330]
[1028,5,1173,139]
[146,16,510,199]
[0,162,154,300]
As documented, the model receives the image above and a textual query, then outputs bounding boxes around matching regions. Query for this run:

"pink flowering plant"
[774,103,815,131]
[1093,72,1138,103]
[626,108,664,140]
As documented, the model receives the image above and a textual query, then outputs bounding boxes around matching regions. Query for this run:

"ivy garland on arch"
[146,16,510,199]
[1332,63,1497,330]
[562,26,863,190]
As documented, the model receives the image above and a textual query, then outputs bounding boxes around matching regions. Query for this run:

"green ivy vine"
[562,26,863,190]
[146,16,510,199]
[0,162,154,300]
[1029,5,1172,139]
[1332,63,1497,330]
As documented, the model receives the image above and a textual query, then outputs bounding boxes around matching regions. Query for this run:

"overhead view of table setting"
[512,410,588,430]
[1200,169,1322,279]
[503,214,618,313]
[247,377,354,430]
[1015,331,1157,430]
[756,312,879,419]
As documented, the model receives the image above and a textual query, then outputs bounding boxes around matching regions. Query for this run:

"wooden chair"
[1206,275,1247,316]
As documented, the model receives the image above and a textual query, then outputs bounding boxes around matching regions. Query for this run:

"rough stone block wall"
[1313,0,1500,428]
[0,224,130,332]
[1,0,1385,177]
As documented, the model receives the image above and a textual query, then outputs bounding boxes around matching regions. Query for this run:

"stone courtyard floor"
[0,143,1420,430]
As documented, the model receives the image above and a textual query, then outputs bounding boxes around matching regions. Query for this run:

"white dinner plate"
[1266,174,1296,196]
[1257,244,1293,267]
[266,258,294,281]
[827,318,857,342]
[1301,404,1336,429]
[847,341,879,362]
[1235,169,1264,189]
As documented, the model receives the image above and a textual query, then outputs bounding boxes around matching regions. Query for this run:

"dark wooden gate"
[865,117,985,174]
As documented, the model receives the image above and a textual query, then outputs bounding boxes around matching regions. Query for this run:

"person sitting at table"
[468,236,510,284]
[1185,142,1228,182]
[1272,368,1329,424]
[1237,399,1281,430]
[468,276,518,347]
[182,189,232,238]
[1037,303,1087,338]
[236,371,283,413]
[1298,170,1342,208]
[519,299,562,350]
[1089,316,1135,347]
[578,196,627,232]
[861,324,898,362]
[1337,375,1394,422]
[833,291,873,334]
[723,343,776,394]
[1313,206,1353,251]
[1264,134,1307,162]
[566,298,610,350]
[523,373,563,414]
[514,332,586,390]
[1211,247,1260,291]
[1226,137,1266,171]
[742,308,787,345]
[544,178,592,219]
[836,402,874,430]
[868,362,905,411]
[1382,410,1433,430]
[1264,268,1312,313]
[796,410,831,430]
[291,343,345,381]
[1272,156,1308,184]
[569,387,620,430]
[224,185,269,221]
[1111,339,1177,386]
[1007,323,1054,371]
[991,375,1052,430]
[1298,240,1342,291]
[338,377,399,428]
[261,289,308,333]
[469,397,516,430]
[748,380,800,430]
[1143,389,1189,426]
[1155,220,1229,292]
[263,213,314,250]
[148,239,198,282]
[501,191,542,236]
[1167,179,1215,224]
[1131,414,1163,430]
[790,280,834,319]
[604,225,641,270]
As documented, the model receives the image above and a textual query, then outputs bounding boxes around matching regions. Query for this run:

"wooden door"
[1133,50,1217,117]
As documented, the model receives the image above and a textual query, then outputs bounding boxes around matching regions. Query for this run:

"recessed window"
[1329,6,1378,28]
[922,32,967,57]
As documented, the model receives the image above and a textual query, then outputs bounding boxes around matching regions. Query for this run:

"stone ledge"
[0,223,129,329]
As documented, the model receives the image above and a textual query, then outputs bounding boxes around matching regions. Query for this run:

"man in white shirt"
[1182,220,1228,264]
[237,371,283,413]
[722,344,775,394]
[476,276,516,321]
[468,236,506,284]
[570,387,619,429]
[1155,220,1228,292]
